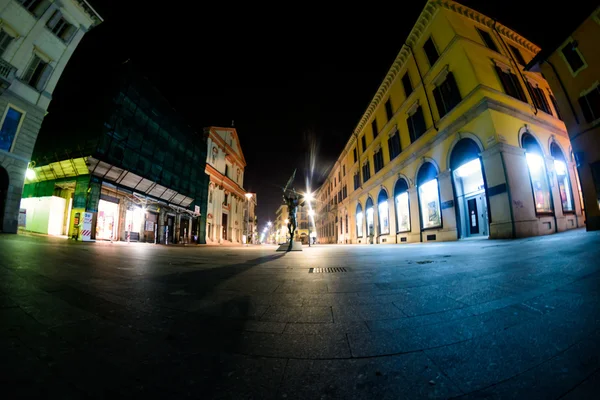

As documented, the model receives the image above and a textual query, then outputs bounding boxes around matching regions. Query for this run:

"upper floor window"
[559,40,586,76]
[494,65,526,102]
[362,161,371,182]
[360,135,367,152]
[578,85,600,123]
[371,118,379,137]
[373,149,384,173]
[342,165,346,176]
[353,171,360,190]
[402,73,412,97]
[224,164,229,178]
[223,193,228,205]
[433,71,462,118]
[423,37,439,67]
[388,132,401,160]
[0,107,24,152]
[385,98,393,121]
[509,44,526,66]
[22,55,53,92]
[47,11,77,42]
[18,0,51,18]
[549,93,563,120]
[407,106,427,143]
[353,147,357,163]
[0,31,14,57]
[526,82,551,115]
[476,28,499,52]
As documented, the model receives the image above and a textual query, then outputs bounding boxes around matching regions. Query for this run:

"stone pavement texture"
[1,229,599,399]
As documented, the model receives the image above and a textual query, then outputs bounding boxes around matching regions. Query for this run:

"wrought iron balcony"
[0,59,17,94]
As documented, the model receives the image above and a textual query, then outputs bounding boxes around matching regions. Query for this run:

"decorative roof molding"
[349,0,541,141]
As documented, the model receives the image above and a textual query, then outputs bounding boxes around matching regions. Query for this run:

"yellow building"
[314,0,584,245]
[526,6,600,231]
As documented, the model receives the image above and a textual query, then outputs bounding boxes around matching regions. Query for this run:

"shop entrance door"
[96,199,119,240]
[222,213,228,240]
[167,215,174,243]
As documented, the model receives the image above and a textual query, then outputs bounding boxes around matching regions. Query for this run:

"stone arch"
[414,157,440,185]
[519,127,546,156]
[446,132,485,170]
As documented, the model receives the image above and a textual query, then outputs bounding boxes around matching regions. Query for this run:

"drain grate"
[309,267,347,273]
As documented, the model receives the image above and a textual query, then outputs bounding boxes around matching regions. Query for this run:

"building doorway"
[166,215,175,244]
[96,199,119,240]
[0,167,8,232]
[450,138,489,238]
[222,213,228,240]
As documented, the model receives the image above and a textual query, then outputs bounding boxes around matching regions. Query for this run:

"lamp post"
[245,193,253,246]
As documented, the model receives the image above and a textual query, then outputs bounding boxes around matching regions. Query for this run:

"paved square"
[1,229,599,398]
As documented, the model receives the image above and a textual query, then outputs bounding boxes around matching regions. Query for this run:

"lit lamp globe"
[304,192,314,202]
[245,193,253,200]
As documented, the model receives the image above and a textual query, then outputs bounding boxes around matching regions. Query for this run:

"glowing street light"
[25,168,36,180]
[303,192,314,202]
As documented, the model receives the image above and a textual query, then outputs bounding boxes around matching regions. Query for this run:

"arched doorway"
[355,202,364,239]
[550,142,575,214]
[0,166,8,232]
[417,162,442,230]
[365,197,375,242]
[450,138,489,238]
[522,132,553,214]
[394,178,410,233]
[377,189,390,236]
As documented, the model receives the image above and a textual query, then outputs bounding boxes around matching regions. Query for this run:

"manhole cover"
[309,267,347,273]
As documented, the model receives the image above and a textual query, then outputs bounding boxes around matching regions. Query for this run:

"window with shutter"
[388,132,401,160]
[526,82,551,114]
[402,73,412,97]
[494,66,526,102]
[408,107,427,143]
[47,11,77,42]
[0,31,14,57]
[361,135,367,152]
[509,44,526,66]
[23,55,53,91]
[18,0,51,18]
[433,72,462,118]
[549,94,562,120]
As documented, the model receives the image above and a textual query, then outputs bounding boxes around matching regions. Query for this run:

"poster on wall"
[145,220,154,231]
[81,212,93,241]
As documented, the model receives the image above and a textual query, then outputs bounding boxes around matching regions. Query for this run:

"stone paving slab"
[1,229,600,399]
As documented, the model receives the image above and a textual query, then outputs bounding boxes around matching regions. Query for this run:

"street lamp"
[245,193,253,245]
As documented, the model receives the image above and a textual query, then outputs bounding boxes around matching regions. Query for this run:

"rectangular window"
[18,0,51,18]
[353,172,360,190]
[362,161,371,182]
[402,73,413,97]
[343,165,346,176]
[385,98,393,121]
[373,150,384,173]
[509,44,526,66]
[353,148,357,163]
[22,55,53,91]
[494,66,526,102]
[423,37,439,66]
[419,179,442,229]
[433,72,462,118]
[343,185,347,199]
[361,135,367,152]
[388,132,401,160]
[371,119,378,137]
[477,28,499,52]
[549,94,562,120]
[47,11,77,42]
[407,106,427,143]
[578,86,600,123]
[526,82,551,114]
[526,153,552,213]
[560,41,586,74]
[0,107,24,152]
[0,31,14,56]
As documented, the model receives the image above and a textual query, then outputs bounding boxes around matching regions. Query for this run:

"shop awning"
[87,157,195,207]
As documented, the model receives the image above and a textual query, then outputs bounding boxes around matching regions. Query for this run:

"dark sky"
[40,0,593,228]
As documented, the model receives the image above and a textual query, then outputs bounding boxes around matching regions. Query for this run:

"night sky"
[39,0,593,227]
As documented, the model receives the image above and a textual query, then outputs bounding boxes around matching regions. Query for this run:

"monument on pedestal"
[276,170,305,252]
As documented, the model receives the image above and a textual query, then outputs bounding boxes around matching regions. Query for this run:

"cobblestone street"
[1,229,599,399]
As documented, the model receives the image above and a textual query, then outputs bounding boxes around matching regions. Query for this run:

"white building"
[204,126,248,244]
[0,0,102,233]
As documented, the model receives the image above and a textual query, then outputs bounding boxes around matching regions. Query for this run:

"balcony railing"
[0,59,17,94]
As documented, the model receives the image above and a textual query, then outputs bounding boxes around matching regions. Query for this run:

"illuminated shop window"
[377,189,389,235]
[417,162,441,229]
[522,133,553,214]
[394,178,410,233]
[356,203,363,238]
[366,197,375,237]
[551,143,574,213]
